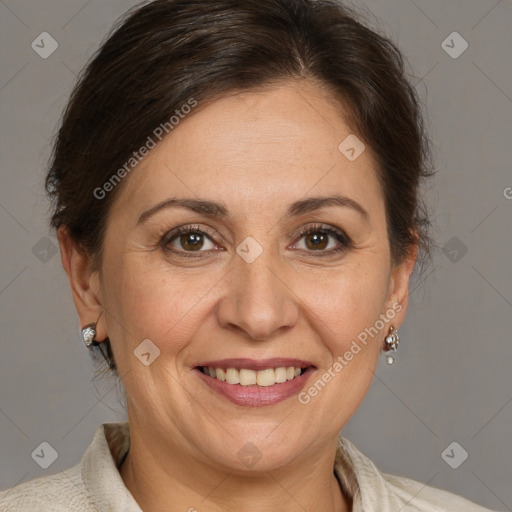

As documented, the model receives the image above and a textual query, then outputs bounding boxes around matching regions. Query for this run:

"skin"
[58,79,417,512]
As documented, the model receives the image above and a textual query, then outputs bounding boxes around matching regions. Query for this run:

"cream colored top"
[0,422,498,511]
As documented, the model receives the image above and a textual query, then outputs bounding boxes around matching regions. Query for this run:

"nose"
[216,246,299,341]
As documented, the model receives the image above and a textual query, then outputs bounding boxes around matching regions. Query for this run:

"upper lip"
[194,358,315,371]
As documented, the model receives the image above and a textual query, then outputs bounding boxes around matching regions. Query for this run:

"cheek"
[299,259,390,355]
[103,242,390,373]
[103,255,217,357]
[295,263,388,425]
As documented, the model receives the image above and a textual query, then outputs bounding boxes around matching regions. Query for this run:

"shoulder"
[381,471,499,512]
[336,436,499,512]
[0,422,131,512]
[0,463,95,512]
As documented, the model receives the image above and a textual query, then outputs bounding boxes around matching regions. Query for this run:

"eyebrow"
[137,194,369,225]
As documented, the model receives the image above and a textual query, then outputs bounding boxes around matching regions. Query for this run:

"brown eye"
[177,232,205,251]
[292,225,352,256]
[163,225,217,257]
[303,231,329,250]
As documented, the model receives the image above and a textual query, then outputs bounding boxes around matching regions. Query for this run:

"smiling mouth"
[195,365,311,387]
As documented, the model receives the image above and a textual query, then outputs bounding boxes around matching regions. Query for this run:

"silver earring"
[81,323,97,347]
[384,325,400,365]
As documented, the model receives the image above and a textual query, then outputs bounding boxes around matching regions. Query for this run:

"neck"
[119,422,352,512]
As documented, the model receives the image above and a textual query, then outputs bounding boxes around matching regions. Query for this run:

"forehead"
[114,80,383,222]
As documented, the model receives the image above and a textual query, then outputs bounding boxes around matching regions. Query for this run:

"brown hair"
[45,0,436,375]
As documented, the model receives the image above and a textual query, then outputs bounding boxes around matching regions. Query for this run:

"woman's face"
[67,79,415,471]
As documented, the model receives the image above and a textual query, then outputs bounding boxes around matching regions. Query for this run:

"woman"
[0,0,499,510]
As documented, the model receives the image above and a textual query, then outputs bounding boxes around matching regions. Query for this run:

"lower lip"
[193,367,316,407]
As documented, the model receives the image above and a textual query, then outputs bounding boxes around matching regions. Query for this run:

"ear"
[57,226,108,342]
[383,237,419,337]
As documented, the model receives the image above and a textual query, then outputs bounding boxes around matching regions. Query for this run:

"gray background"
[0,0,511,510]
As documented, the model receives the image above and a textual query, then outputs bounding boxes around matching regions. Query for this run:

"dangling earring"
[81,323,97,347]
[384,325,400,365]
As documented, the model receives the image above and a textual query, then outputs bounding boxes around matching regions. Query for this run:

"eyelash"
[161,223,352,259]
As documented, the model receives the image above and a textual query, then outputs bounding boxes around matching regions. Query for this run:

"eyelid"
[290,223,351,245]
[161,222,352,256]
[288,224,352,256]
[162,224,219,248]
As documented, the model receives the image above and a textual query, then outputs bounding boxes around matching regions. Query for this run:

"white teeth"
[225,367,240,384]
[201,366,307,386]
[239,369,257,386]
[274,367,287,383]
[256,369,275,387]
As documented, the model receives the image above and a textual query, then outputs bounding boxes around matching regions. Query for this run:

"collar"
[81,422,140,512]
